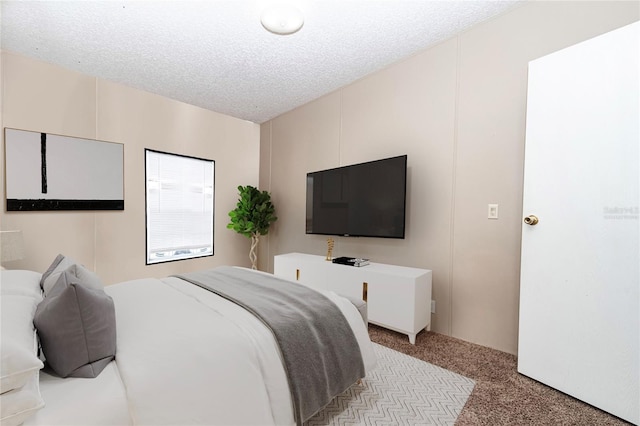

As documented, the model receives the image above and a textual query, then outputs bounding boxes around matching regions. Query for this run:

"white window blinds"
[145,149,214,264]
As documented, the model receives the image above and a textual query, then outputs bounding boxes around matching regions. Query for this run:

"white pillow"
[1,294,42,396]
[0,339,43,394]
[0,372,45,426]
[1,296,39,353]
[0,270,43,302]
[0,274,45,425]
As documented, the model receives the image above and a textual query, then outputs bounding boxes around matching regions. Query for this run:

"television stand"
[273,252,432,344]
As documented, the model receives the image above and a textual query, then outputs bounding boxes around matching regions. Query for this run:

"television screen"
[305,155,407,239]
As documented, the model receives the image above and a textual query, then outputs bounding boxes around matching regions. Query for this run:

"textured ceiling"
[1,1,524,124]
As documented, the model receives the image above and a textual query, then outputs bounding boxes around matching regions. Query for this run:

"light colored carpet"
[305,343,475,425]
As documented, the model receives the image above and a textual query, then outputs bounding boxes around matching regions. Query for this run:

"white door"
[518,22,639,424]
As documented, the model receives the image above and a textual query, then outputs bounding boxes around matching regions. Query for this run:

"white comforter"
[60,269,375,426]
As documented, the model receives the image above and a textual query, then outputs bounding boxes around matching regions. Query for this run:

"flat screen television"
[305,155,407,239]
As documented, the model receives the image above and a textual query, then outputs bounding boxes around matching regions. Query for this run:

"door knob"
[524,215,539,226]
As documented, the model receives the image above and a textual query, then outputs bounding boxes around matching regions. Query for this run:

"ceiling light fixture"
[261,5,304,35]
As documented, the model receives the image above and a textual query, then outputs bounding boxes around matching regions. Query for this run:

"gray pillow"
[41,255,103,297]
[40,254,65,289]
[34,267,116,378]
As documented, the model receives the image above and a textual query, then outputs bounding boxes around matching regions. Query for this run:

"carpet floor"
[368,325,631,426]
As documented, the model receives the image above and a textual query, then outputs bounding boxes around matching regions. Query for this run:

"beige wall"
[1,52,261,283]
[260,1,639,354]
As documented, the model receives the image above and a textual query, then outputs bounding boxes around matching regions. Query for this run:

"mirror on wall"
[4,128,124,211]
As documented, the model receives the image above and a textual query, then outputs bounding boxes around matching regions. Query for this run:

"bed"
[0,256,376,426]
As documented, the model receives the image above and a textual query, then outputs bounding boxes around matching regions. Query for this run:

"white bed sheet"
[24,361,131,426]
[25,268,375,426]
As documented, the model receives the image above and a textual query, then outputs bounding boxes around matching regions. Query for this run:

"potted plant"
[227,185,277,270]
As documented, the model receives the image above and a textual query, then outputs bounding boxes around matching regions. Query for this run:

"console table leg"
[408,333,416,345]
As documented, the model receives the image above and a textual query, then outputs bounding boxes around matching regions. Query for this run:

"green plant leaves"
[227,185,277,238]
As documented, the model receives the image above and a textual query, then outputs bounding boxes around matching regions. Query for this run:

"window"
[145,149,214,264]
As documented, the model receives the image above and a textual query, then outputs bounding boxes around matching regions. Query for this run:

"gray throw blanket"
[175,266,365,425]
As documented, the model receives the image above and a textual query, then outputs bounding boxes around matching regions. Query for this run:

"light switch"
[488,204,499,219]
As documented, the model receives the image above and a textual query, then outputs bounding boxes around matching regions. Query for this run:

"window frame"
[144,148,215,265]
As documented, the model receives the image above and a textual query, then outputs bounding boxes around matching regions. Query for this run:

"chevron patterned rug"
[305,343,475,426]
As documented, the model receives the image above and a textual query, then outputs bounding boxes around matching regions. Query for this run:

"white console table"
[274,252,432,344]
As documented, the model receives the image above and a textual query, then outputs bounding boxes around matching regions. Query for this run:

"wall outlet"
[488,203,499,219]
[431,300,436,314]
